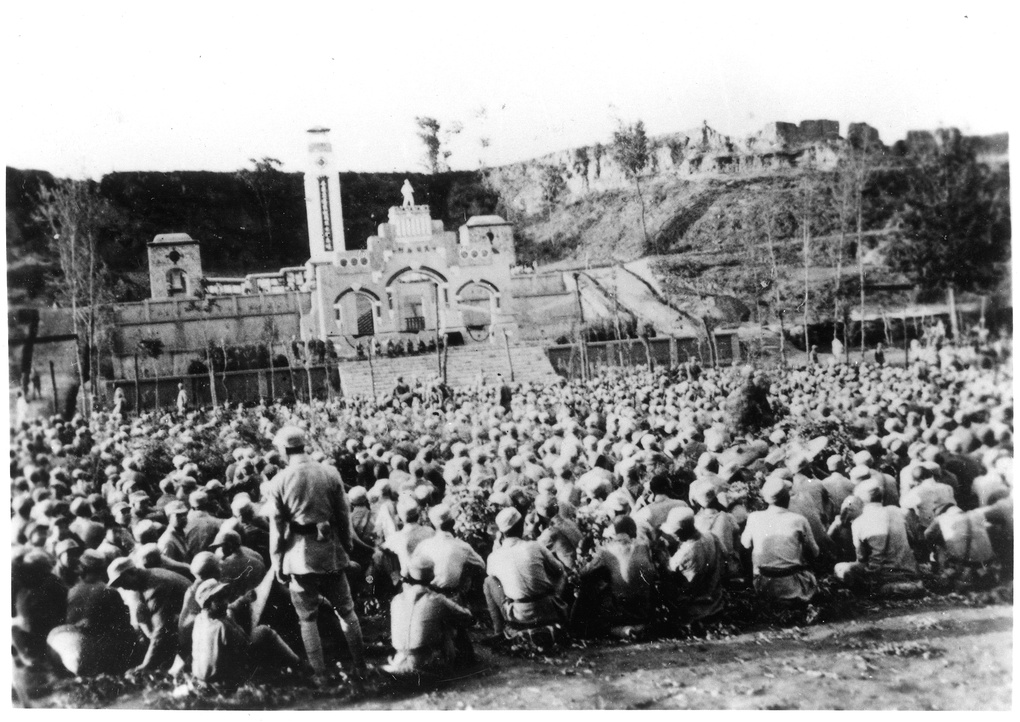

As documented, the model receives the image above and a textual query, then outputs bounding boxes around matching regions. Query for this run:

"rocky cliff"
[484,119,886,216]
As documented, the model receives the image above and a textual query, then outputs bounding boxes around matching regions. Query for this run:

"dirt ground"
[336,602,1012,711]
[28,591,1012,710]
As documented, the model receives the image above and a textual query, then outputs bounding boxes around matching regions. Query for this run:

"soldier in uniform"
[265,426,366,686]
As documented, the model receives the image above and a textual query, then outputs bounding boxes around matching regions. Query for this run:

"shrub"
[724,372,775,434]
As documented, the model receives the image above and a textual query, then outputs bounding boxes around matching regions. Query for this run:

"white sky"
[3,1,1016,179]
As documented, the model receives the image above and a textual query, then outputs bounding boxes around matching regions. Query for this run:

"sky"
[3,1,1016,179]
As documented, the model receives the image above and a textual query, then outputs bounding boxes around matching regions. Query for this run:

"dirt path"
[342,602,1011,711]
[582,265,694,336]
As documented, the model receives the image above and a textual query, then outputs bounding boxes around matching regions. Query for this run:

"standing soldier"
[831,336,844,364]
[498,373,513,413]
[265,426,366,687]
[176,383,189,416]
[112,386,127,418]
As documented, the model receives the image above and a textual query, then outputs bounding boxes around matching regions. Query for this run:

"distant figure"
[16,390,29,427]
[291,335,303,361]
[498,373,512,412]
[113,386,127,418]
[875,343,886,366]
[831,336,844,364]
[809,345,819,366]
[31,368,42,400]
[176,383,188,415]
[401,179,415,208]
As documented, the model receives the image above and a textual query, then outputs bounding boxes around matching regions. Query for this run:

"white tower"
[304,127,346,262]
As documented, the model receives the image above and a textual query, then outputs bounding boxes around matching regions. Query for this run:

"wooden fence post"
[133,354,141,413]
[503,328,515,382]
[49,361,58,416]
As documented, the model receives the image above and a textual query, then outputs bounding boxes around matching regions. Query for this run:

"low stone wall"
[546,333,739,378]
[510,273,568,297]
[103,364,340,412]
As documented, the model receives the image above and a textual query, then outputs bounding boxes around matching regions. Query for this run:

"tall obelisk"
[304,127,346,262]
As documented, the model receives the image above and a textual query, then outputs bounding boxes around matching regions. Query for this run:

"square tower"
[147,233,203,299]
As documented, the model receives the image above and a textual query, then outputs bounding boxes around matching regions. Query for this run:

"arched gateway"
[299,134,519,347]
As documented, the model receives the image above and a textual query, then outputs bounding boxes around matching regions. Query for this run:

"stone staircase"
[336,344,560,399]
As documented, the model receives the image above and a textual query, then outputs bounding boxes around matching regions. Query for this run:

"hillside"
[6,167,498,304]
[495,123,1009,326]
[6,120,1009,325]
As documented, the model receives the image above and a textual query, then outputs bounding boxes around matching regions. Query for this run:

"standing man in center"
[265,426,366,686]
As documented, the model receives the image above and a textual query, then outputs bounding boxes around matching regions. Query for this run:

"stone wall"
[110,291,309,374]
[510,273,568,297]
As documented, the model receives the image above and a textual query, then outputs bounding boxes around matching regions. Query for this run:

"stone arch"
[334,288,381,336]
[455,279,499,297]
[456,279,500,337]
[335,287,381,303]
[385,265,448,287]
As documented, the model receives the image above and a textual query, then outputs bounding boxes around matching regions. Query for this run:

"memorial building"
[301,128,518,348]
[144,127,520,354]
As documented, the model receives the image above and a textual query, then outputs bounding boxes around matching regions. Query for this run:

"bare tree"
[34,179,115,417]
[612,120,651,247]
[831,157,857,362]
[844,140,880,353]
[794,176,818,356]
[748,192,791,365]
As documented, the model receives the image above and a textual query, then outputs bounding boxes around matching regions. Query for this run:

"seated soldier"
[12,549,68,703]
[901,465,956,529]
[821,455,856,513]
[179,552,222,664]
[982,491,1013,578]
[107,555,190,673]
[230,494,270,562]
[210,527,267,601]
[53,538,83,586]
[412,504,485,597]
[740,476,819,605]
[570,516,657,639]
[527,494,583,570]
[834,480,920,594]
[47,550,144,676]
[924,502,997,591]
[484,508,568,636]
[348,486,377,545]
[184,490,225,558]
[690,481,744,581]
[383,495,436,579]
[661,506,726,624]
[134,541,194,583]
[631,474,687,545]
[158,500,190,563]
[383,557,475,675]
[826,495,865,563]
[191,579,303,685]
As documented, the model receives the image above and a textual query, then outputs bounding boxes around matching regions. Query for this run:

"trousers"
[289,572,364,675]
